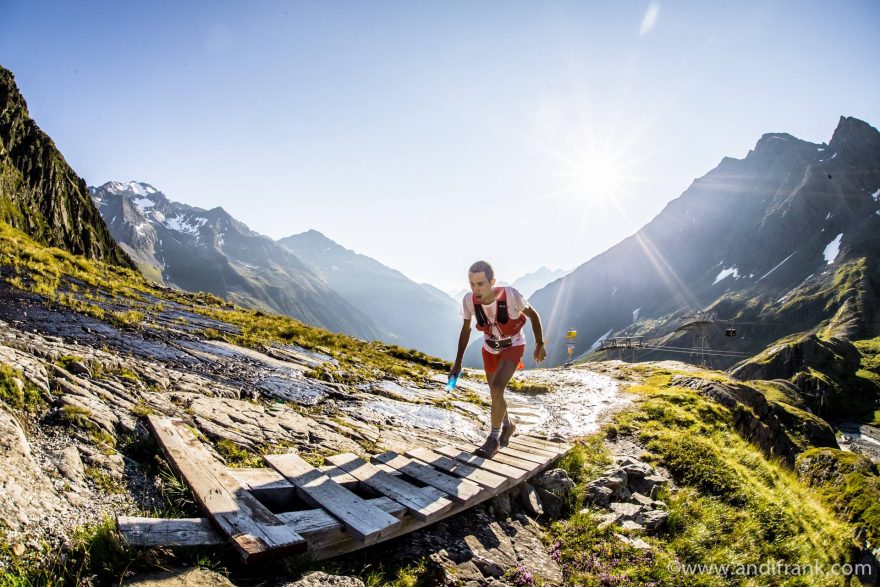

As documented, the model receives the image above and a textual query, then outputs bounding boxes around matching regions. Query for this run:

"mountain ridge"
[90,181,391,341]
[462,116,880,370]
[278,229,461,358]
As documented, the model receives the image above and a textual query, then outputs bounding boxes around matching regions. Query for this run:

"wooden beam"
[324,453,453,522]
[432,445,529,479]
[371,452,482,505]
[117,517,224,547]
[506,438,562,458]
[405,447,509,490]
[118,496,409,548]
[264,453,401,545]
[517,435,571,453]
[146,417,307,562]
[456,442,540,471]
[496,445,549,464]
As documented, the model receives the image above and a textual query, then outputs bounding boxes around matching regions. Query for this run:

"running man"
[450,260,546,458]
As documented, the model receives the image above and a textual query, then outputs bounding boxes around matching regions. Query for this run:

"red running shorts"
[482,344,526,374]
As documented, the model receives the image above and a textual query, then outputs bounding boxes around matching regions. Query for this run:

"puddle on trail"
[504,368,629,439]
[364,367,628,442]
[340,397,484,444]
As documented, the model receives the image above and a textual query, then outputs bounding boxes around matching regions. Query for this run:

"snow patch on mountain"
[713,265,740,284]
[132,197,155,213]
[164,214,207,237]
[823,233,843,265]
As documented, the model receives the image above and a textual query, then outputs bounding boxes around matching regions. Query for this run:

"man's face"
[468,271,495,303]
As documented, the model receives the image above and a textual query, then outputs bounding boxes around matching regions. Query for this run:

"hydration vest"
[473,287,527,338]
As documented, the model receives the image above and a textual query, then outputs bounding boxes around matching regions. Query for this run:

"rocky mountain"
[90,181,390,341]
[510,267,569,299]
[278,230,461,358]
[0,65,130,267]
[517,116,879,370]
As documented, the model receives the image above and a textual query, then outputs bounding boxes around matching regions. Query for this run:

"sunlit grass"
[547,364,855,586]
[0,220,449,384]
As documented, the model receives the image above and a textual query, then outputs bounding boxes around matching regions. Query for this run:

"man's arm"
[522,306,546,363]
[451,318,471,375]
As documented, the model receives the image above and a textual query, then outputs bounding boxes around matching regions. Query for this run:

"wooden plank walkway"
[144,416,307,562]
[120,417,571,562]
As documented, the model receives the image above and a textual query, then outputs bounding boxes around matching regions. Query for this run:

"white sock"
[489,427,502,440]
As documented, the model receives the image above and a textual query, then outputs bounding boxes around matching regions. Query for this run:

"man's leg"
[488,359,518,429]
[485,367,496,389]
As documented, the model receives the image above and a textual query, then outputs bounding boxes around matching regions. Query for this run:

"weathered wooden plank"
[496,445,549,464]
[308,446,560,561]
[506,438,562,457]
[405,447,509,490]
[432,445,529,479]
[318,465,361,490]
[117,517,224,547]
[515,435,571,453]
[265,453,401,545]
[371,452,482,504]
[146,416,306,562]
[117,497,409,548]
[279,496,406,538]
[518,435,571,453]
[456,442,540,471]
[325,453,453,522]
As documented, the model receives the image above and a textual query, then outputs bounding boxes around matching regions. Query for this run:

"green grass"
[58,405,116,447]
[0,364,45,414]
[547,365,855,586]
[796,448,880,553]
[361,557,430,587]
[0,515,149,586]
[507,377,553,394]
[84,466,125,494]
[215,439,265,468]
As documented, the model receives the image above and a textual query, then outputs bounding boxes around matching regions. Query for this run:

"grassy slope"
[0,220,450,382]
[550,365,863,586]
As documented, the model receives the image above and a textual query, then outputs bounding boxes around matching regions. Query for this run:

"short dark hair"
[468,260,494,281]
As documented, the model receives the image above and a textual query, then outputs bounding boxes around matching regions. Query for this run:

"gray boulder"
[531,468,575,518]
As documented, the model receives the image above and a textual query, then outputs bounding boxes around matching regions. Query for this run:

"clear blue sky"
[2,1,878,293]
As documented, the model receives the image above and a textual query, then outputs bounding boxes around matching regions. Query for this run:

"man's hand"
[533,344,546,364]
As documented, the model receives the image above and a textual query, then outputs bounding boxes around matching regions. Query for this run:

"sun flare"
[575,154,625,198]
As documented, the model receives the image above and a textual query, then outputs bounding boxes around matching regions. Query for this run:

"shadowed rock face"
[0,66,131,268]
[515,116,880,370]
